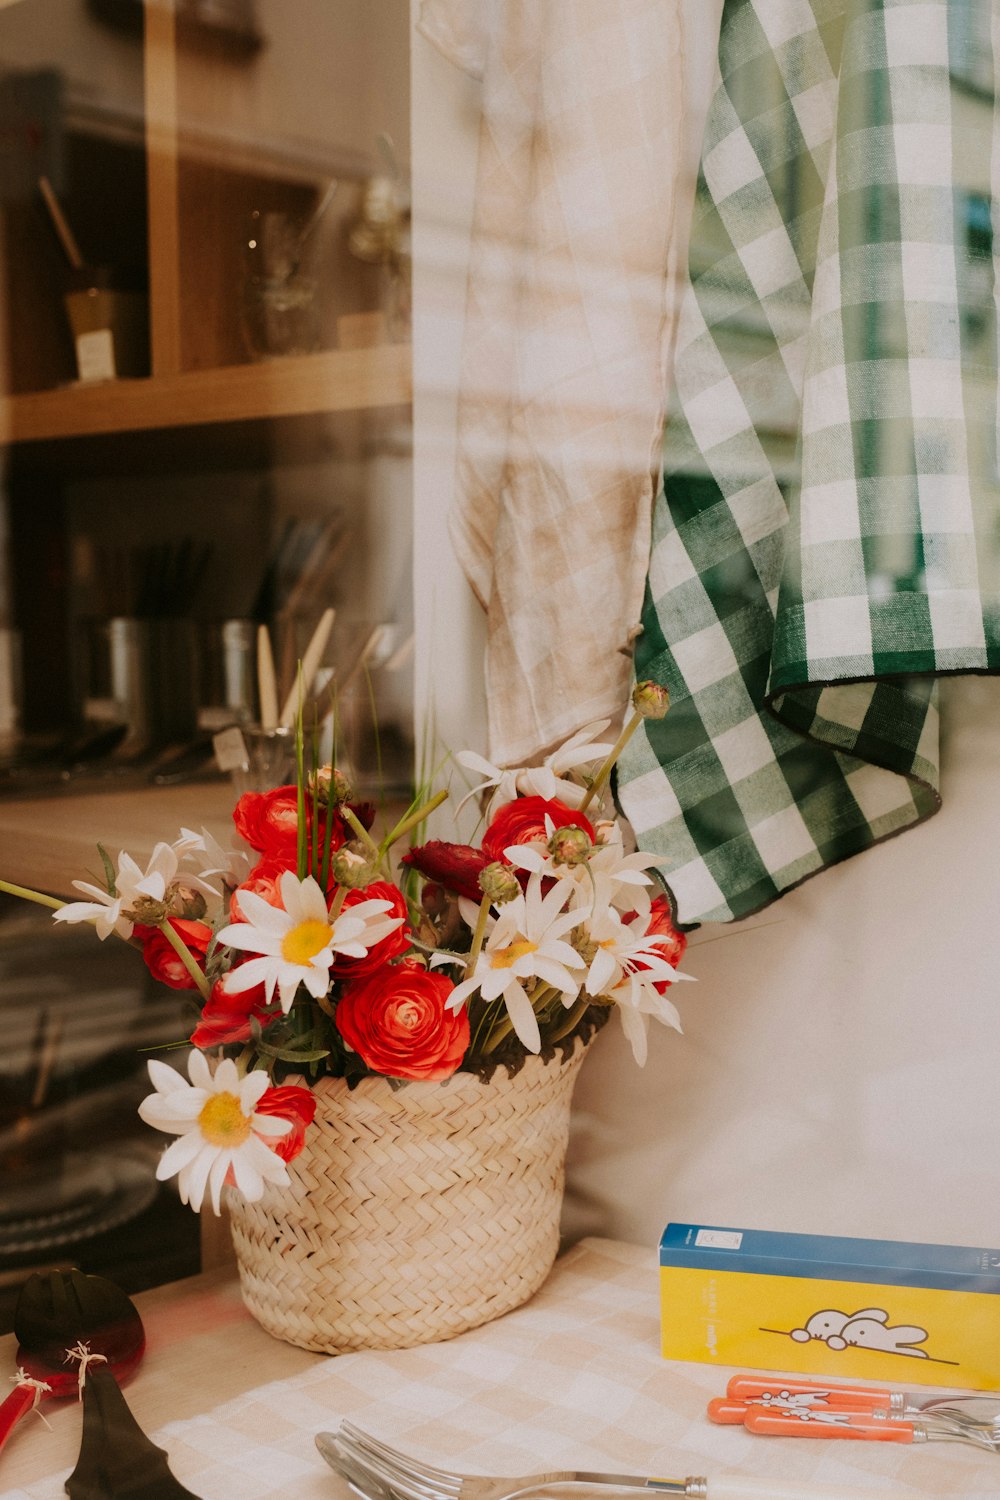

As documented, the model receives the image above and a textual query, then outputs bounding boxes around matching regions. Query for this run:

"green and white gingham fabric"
[617,0,1000,925]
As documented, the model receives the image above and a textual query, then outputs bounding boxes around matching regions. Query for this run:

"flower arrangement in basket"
[2,680,691,1214]
[1,681,691,1352]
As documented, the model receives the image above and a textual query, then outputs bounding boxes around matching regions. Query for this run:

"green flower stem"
[379,790,449,855]
[342,805,379,855]
[329,885,348,922]
[578,711,643,815]
[313,989,337,1021]
[295,681,307,879]
[480,980,561,1054]
[157,919,211,1002]
[464,893,492,980]
[0,879,64,911]
[546,991,592,1043]
[481,1013,514,1053]
[468,996,504,1056]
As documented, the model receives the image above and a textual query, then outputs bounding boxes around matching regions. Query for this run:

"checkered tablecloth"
[7,1240,998,1500]
[617,0,1000,924]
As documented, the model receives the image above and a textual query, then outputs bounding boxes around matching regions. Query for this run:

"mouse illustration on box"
[789,1307,930,1357]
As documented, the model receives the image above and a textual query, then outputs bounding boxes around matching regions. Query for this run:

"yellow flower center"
[281,918,334,966]
[491,938,538,969]
[198,1091,252,1147]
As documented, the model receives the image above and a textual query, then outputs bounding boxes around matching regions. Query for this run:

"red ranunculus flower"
[481,796,595,865]
[230,854,293,922]
[400,840,489,901]
[252,1085,316,1162]
[233,786,376,861]
[141,918,213,991]
[336,962,469,1081]
[233,786,301,854]
[639,894,687,991]
[190,974,274,1047]
[334,881,411,979]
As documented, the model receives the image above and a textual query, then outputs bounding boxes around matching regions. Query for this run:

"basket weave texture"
[225,1039,590,1353]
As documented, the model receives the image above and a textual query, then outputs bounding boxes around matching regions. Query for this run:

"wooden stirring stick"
[38,175,84,270]
[278,607,336,728]
[256,624,279,730]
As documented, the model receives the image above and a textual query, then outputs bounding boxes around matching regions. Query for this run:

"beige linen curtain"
[419,0,686,765]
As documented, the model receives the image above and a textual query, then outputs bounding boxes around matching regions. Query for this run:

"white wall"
[411,2,1000,1257]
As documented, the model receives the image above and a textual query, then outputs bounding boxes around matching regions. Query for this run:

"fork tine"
[319,1438,401,1500]
[339,1423,464,1493]
[335,1430,455,1500]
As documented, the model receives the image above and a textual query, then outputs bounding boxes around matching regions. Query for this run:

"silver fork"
[318,1423,695,1500]
[315,1420,917,1500]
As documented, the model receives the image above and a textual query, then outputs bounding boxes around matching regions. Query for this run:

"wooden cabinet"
[0,0,414,889]
[1,0,411,436]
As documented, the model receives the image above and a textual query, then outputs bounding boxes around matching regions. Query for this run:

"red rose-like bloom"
[233,786,304,855]
[640,894,687,991]
[481,797,596,866]
[253,1085,316,1163]
[233,786,376,862]
[400,840,489,901]
[334,881,411,979]
[190,975,274,1047]
[230,854,293,922]
[336,963,470,1081]
[141,919,213,991]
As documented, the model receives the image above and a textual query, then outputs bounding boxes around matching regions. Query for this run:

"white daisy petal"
[501,979,541,1053]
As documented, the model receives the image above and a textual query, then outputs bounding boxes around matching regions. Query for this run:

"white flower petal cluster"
[443,828,692,1062]
[216,869,402,1012]
[53,842,190,940]
[507,813,660,920]
[443,874,586,1053]
[455,719,614,819]
[174,825,252,894]
[138,1053,292,1214]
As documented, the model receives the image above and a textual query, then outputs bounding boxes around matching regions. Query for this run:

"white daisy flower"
[443,873,586,1053]
[578,884,694,1000]
[52,841,186,941]
[456,720,614,818]
[216,869,402,1013]
[138,1053,293,1214]
[604,949,691,1066]
[174,825,251,896]
[506,814,661,918]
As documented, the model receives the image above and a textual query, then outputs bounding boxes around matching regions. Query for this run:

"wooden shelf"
[0,778,410,899]
[0,781,235,899]
[0,344,411,445]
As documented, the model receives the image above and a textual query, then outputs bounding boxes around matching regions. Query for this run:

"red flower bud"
[400,841,490,901]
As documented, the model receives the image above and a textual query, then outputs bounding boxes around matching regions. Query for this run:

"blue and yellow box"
[659,1223,1000,1390]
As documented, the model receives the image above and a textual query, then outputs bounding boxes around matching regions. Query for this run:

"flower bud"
[330,841,377,889]
[547,825,593,866]
[309,764,355,806]
[632,679,670,719]
[165,881,207,921]
[124,895,169,925]
[478,861,521,904]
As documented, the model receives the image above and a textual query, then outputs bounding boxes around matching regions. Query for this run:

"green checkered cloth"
[617,0,1000,925]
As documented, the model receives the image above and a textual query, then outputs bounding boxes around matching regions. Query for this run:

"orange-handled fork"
[726,1374,1000,1419]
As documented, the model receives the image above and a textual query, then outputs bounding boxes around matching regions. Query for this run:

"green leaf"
[253,1037,331,1063]
[96,842,117,896]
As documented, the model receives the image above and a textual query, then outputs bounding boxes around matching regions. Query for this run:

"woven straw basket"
[224,1038,590,1353]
